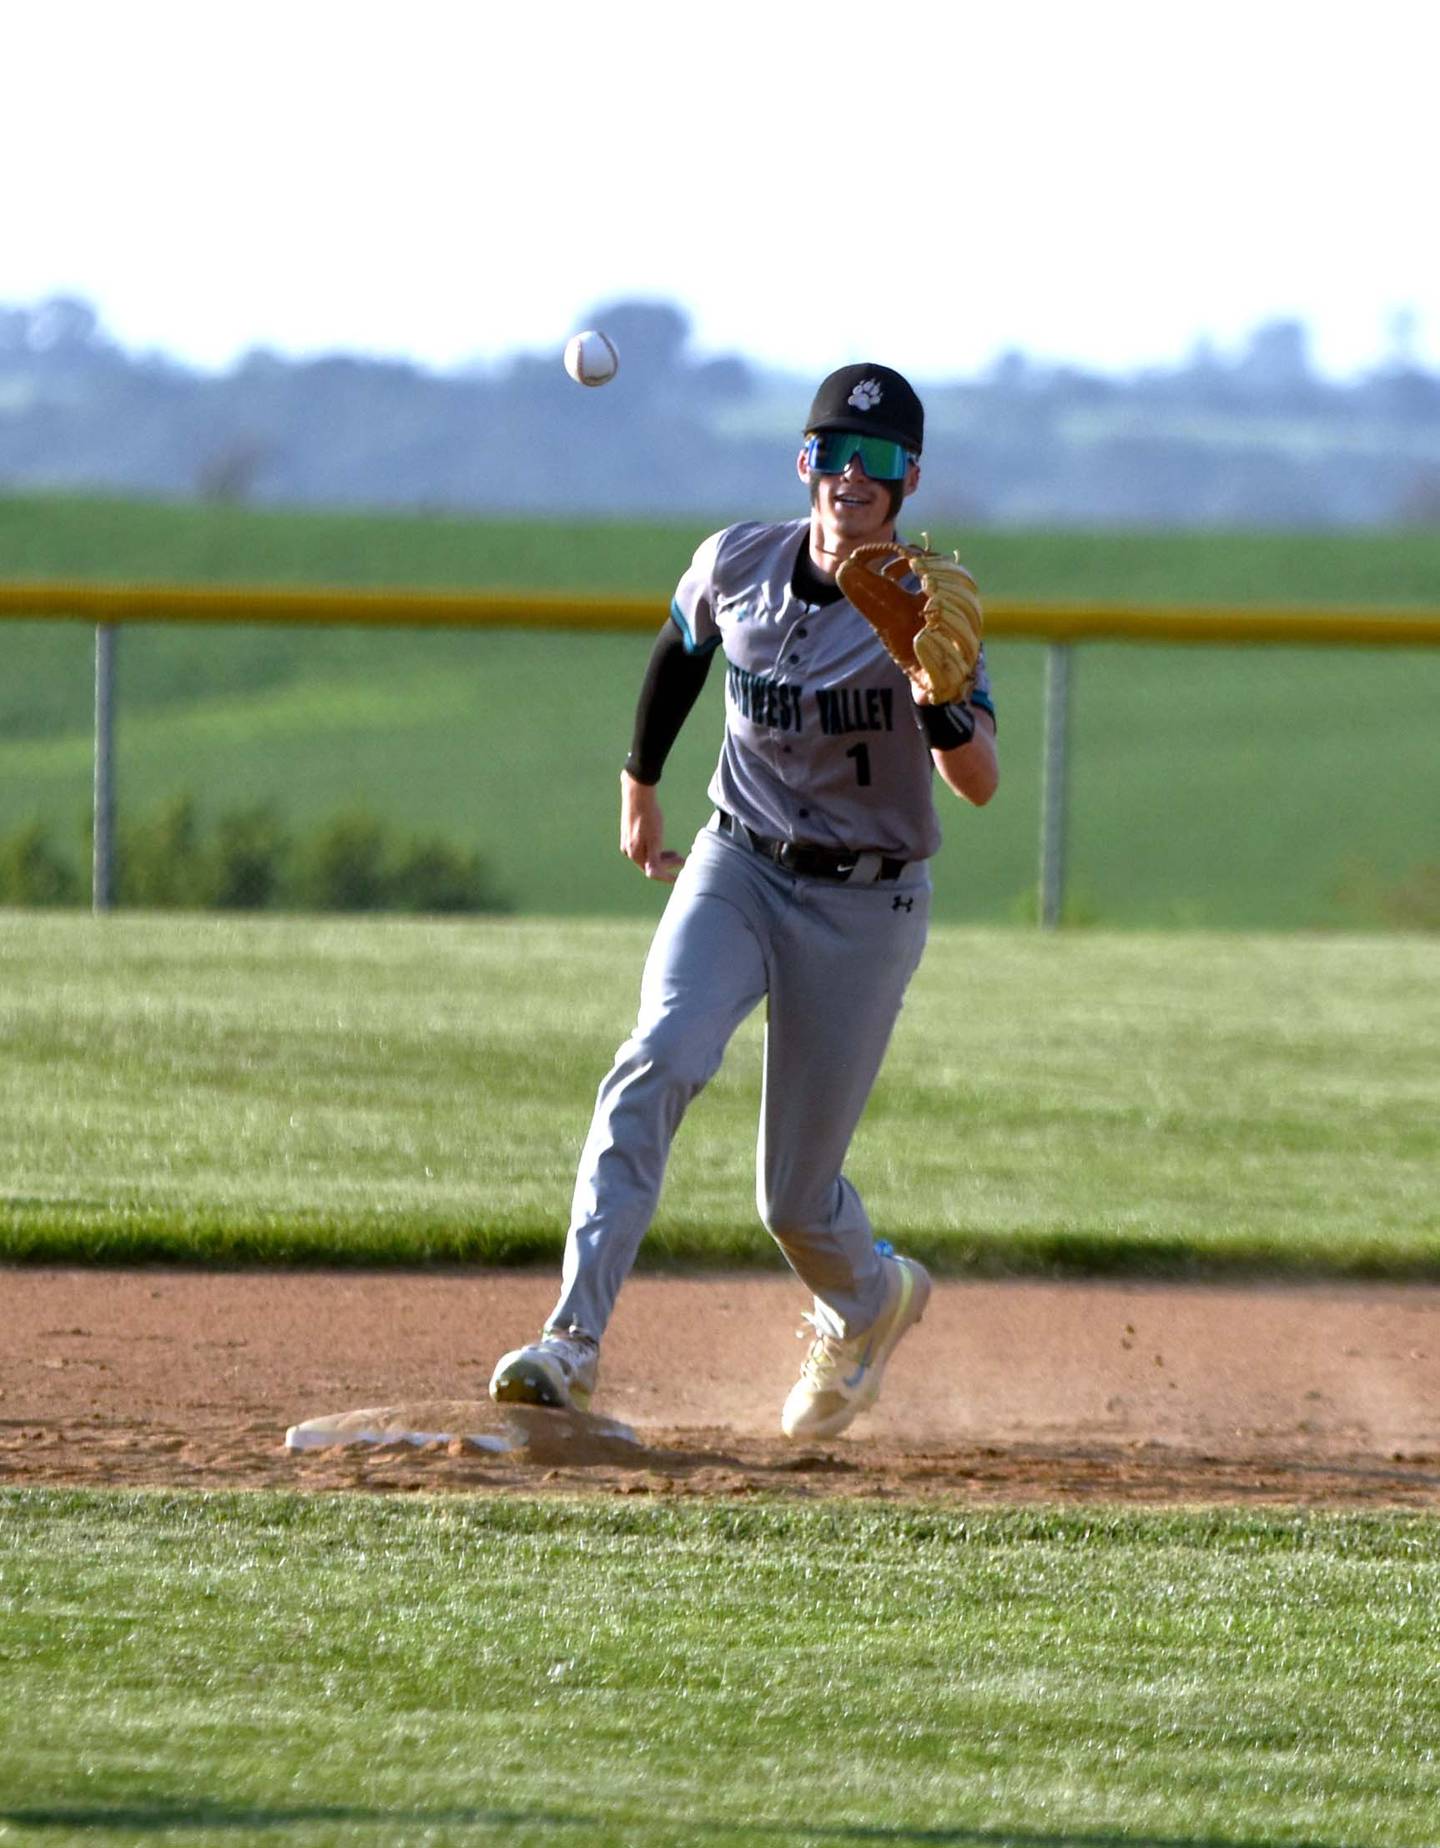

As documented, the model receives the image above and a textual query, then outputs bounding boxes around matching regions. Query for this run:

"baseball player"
[490,362,998,1438]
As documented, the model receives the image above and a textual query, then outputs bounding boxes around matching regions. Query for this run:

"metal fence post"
[1039,641,1073,929]
[93,621,117,912]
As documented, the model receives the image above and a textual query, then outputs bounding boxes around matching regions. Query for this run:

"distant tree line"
[2,295,1438,527]
[0,798,511,914]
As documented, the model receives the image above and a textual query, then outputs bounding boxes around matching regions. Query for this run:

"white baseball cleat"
[780,1251,932,1440]
[489,1328,599,1414]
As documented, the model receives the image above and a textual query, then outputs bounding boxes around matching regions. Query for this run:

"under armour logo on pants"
[892,896,914,912]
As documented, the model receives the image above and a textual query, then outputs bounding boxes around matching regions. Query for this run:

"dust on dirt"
[3,1269,1438,1507]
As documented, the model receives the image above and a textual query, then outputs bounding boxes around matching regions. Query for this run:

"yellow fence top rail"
[2,578,1440,648]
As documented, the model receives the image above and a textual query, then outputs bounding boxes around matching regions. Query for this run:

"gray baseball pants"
[547,816,930,1344]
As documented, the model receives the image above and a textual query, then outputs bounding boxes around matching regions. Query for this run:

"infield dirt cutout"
[3,1268,1438,1506]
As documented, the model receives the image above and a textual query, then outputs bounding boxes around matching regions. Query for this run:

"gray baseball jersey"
[671,518,995,862]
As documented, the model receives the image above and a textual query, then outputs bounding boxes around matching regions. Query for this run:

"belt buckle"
[783,842,855,881]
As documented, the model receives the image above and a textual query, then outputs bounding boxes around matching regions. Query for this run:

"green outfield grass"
[3,1493,1438,1847]
[2,911,1435,1275]
[2,496,1438,928]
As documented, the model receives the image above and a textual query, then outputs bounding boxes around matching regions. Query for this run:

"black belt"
[716,810,905,883]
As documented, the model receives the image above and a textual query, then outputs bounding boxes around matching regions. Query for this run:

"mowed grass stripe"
[2,1493,1439,1846]
[1,911,1435,1273]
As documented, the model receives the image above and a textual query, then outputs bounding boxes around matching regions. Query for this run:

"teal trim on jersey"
[669,600,722,655]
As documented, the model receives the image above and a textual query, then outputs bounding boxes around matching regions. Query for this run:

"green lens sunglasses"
[803,432,915,481]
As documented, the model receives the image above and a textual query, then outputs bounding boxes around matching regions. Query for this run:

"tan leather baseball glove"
[835,539,983,705]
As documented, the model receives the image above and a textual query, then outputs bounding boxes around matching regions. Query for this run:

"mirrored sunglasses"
[804,432,914,481]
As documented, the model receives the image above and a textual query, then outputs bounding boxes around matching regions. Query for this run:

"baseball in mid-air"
[563,329,620,388]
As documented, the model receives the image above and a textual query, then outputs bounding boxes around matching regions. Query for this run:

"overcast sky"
[6,0,1436,383]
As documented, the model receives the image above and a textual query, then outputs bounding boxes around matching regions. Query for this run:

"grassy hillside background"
[2,494,1438,927]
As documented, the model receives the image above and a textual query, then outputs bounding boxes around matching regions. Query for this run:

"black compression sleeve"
[623,621,715,785]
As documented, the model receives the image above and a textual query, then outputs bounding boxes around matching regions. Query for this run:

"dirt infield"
[3,1268,1438,1507]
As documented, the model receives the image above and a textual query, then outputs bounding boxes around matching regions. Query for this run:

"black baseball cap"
[805,363,924,454]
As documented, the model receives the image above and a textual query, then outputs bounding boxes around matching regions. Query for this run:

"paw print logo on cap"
[847,379,883,411]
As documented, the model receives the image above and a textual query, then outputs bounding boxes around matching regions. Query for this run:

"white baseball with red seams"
[563,329,620,387]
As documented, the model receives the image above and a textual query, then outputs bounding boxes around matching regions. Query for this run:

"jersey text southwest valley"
[727,664,898,738]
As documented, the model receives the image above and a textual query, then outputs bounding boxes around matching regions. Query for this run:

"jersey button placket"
[775,610,808,781]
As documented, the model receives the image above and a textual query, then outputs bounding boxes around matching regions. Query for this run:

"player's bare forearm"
[619,771,686,882]
[933,709,999,806]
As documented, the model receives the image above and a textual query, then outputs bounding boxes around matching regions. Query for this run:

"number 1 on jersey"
[845,742,872,787]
